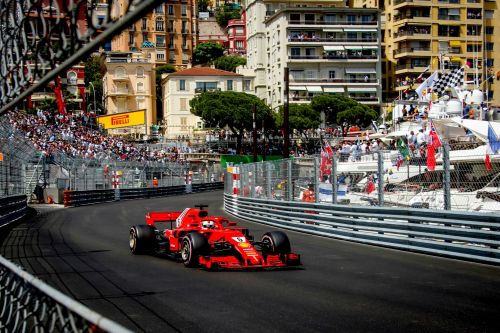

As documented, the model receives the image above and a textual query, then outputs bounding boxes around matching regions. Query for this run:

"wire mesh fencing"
[226,144,500,213]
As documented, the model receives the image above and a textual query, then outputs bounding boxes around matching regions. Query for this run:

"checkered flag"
[432,66,464,96]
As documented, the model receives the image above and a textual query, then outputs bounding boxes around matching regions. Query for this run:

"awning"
[290,86,307,91]
[323,45,344,51]
[344,46,363,50]
[324,28,343,32]
[449,40,461,47]
[450,56,462,62]
[306,86,323,93]
[347,87,378,92]
[363,46,378,50]
[345,68,377,74]
[323,87,345,93]
[344,28,377,32]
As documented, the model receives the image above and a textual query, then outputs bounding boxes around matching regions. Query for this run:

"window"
[181,5,187,16]
[179,80,186,91]
[291,47,300,58]
[182,21,188,33]
[115,67,126,78]
[180,117,187,131]
[67,71,77,85]
[136,67,144,77]
[142,18,147,30]
[182,36,187,48]
[129,32,134,45]
[180,99,187,111]
[156,36,165,47]
[328,71,336,79]
[236,40,244,49]
[244,79,251,91]
[155,19,164,31]
[136,82,144,92]
[156,52,165,60]
[168,21,174,33]
[485,10,494,19]
[142,32,148,42]
[227,80,233,91]
[168,5,174,15]
[486,27,494,35]
[155,4,163,14]
[486,43,493,51]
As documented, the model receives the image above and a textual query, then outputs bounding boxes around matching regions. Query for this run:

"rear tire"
[130,225,156,254]
[181,232,208,267]
[261,231,291,254]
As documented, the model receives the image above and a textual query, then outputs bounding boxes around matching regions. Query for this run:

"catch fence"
[227,143,500,212]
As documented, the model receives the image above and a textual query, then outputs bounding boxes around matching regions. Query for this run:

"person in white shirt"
[416,129,426,148]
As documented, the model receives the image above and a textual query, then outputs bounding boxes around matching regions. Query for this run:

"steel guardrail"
[224,194,500,265]
[64,183,224,207]
[0,255,133,333]
[0,195,28,228]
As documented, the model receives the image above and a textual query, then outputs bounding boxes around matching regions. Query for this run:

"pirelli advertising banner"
[97,110,146,129]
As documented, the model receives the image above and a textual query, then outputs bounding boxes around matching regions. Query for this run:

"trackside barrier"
[0,195,28,228]
[224,194,500,265]
[0,255,133,333]
[64,182,224,207]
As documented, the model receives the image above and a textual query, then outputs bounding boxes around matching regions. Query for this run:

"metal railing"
[0,195,27,228]
[224,194,500,265]
[0,256,133,332]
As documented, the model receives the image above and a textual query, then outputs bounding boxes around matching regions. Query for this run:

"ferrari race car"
[129,205,301,269]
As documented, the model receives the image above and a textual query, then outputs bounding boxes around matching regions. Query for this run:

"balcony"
[394,14,431,23]
[289,54,378,61]
[156,42,166,47]
[195,88,221,93]
[394,0,431,5]
[395,64,430,74]
[394,47,431,55]
[291,78,379,84]
[288,37,378,43]
[438,15,461,21]
[106,57,152,64]
[288,20,377,26]
[108,89,131,96]
[393,29,431,39]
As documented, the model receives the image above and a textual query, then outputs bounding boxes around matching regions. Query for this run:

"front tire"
[130,225,156,254]
[261,231,291,254]
[181,232,208,267]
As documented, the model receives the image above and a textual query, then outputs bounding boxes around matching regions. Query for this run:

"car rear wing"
[146,212,182,226]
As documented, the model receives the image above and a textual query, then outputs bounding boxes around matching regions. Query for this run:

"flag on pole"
[397,138,411,161]
[428,120,442,149]
[320,139,334,177]
[432,66,465,96]
[415,71,438,100]
[415,65,431,83]
[54,76,67,115]
[486,123,499,171]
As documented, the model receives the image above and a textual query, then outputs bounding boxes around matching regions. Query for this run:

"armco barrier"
[224,194,500,265]
[0,195,28,228]
[64,182,224,207]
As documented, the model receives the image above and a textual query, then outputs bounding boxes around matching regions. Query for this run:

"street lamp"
[88,82,96,115]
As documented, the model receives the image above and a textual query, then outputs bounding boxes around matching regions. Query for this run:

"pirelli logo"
[98,110,145,129]
[111,115,130,126]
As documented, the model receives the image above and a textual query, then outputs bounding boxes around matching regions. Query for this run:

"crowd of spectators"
[7,110,197,163]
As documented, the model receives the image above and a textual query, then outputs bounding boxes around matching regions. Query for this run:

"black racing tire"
[261,231,291,254]
[181,232,208,267]
[129,225,156,254]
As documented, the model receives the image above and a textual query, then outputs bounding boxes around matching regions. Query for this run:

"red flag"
[54,76,67,114]
[429,120,442,148]
[426,145,436,171]
[485,144,492,171]
[366,181,375,194]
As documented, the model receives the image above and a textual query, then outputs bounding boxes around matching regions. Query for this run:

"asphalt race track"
[1,191,500,333]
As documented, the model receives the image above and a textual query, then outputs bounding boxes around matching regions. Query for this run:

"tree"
[155,64,176,119]
[213,55,246,72]
[197,0,212,12]
[190,91,271,153]
[84,55,106,114]
[214,5,241,28]
[311,94,377,135]
[192,42,225,65]
[274,104,320,139]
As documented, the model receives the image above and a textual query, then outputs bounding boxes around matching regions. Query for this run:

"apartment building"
[102,51,156,136]
[383,0,498,106]
[162,67,250,139]
[111,0,197,69]
[245,1,382,110]
[227,12,247,55]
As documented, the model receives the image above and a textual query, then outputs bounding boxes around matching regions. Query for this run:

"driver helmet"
[201,220,215,229]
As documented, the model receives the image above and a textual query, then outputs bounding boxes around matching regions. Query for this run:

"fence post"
[287,159,293,201]
[314,156,320,203]
[377,150,384,206]
[331,154,337,204]
[266,162,272,199]
[443,143,451,210]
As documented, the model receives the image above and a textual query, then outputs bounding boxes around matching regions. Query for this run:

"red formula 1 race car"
[129,205,300,269]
